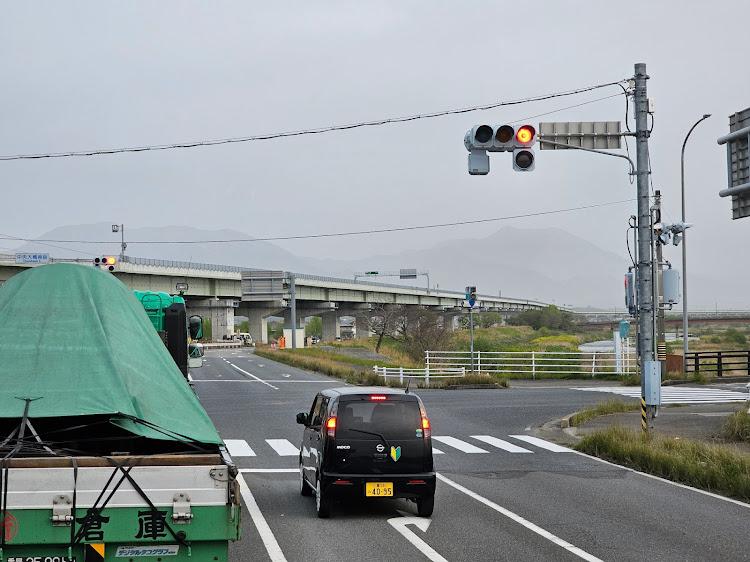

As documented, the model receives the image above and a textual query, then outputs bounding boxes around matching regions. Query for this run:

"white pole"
[532,351,536,380]
[399,367,404,385]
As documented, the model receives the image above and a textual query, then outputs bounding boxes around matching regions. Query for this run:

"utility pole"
[634,63,657,433]
[112,224,126,260]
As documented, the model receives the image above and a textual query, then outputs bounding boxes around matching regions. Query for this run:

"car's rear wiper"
[348,428,390,449]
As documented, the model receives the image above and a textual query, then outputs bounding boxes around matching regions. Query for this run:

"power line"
[2,199,636,246]
[0,79,628,161]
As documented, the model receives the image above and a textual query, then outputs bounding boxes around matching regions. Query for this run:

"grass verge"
[569,399,640,427]
[722,407,750,443]
[576,427,750,502]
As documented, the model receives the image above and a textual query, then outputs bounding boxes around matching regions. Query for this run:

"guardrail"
[372,366,466,384]
[425,350,636,378]
[686,350,750,377]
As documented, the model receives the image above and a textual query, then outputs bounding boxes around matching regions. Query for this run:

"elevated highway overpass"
[0,254,551,345]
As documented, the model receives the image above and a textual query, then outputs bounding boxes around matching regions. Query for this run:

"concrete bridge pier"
[321,312,341,341]
[239,303,286,345]
[188,298,236,341]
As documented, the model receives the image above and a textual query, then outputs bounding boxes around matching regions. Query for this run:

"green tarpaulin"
[0,263,222,444]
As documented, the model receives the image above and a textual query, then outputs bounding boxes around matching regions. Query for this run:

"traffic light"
[94,256,117,272]
[464,124,537,173]
[513,125,536,172]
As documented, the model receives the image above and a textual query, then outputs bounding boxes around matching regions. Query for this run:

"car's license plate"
[366,482,393,497]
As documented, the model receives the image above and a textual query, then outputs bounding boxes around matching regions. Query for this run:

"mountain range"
[8,223,637,309]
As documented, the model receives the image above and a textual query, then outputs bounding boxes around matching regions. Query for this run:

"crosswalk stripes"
[224,439,256,457]
[265,439,299,456]
[224,435,572,459]
[508,435,573,452]
[572,386,750,404]
[471,435,533,453]
[432,436,489,453]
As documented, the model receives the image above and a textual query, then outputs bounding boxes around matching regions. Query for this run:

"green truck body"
[0,264,240,561]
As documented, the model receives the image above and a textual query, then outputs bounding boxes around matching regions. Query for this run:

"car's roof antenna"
[405,377,411,394]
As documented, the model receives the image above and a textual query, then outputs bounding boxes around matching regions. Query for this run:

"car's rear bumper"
[320,471,436,499]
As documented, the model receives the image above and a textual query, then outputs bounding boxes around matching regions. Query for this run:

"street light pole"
[681,114,711,373]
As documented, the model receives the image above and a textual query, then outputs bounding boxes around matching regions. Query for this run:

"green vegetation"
[305,317,322,338]
[722,407,750,443]
[725,327,747,346]
[569,399,640,427]
[506,305,577,331]
[576,428,750,502]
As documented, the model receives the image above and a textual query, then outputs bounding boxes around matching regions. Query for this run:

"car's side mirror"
[296,412,309,425]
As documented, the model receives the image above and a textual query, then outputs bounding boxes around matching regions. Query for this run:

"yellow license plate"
[365,482,393,497]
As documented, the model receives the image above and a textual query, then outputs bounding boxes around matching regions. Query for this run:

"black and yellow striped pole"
[641,397,648,435]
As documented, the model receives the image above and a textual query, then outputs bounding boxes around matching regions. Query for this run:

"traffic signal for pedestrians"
[94,256,117,272]
[464,124,537,173]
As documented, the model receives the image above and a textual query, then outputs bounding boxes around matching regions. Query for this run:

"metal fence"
[372,366,466,384]
[686,350,750,377]
[425,349,636,379]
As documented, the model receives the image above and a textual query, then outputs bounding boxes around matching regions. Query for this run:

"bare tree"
[356,304,406,353]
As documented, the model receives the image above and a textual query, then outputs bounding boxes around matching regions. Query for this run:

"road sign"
[15,253,49,264]
[462,300,482,308]
[538,122,622,150]
[400,268,417,279]
[717,107,750,219]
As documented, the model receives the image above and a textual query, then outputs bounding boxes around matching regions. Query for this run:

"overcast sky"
[2,2,749,307]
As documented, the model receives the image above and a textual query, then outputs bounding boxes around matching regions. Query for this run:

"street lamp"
[681,114,711,373]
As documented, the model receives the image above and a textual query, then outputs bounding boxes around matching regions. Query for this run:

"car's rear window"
[336,397,422,440]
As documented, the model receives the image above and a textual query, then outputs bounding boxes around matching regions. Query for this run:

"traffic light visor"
[516,125,535,144]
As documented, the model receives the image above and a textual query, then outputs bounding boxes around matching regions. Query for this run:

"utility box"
[644,360,661,405]
[662,269,680,305]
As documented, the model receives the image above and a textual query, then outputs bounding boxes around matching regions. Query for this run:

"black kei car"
[296,387,436,518]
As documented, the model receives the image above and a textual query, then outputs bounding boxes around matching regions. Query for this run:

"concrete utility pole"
[634,63,656,431]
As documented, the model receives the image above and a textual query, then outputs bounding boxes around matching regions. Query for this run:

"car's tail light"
[421,415,431,439]
[370,395,387,401]
[326,417,337,438]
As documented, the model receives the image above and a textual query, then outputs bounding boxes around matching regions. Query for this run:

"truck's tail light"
[326,417,337,438]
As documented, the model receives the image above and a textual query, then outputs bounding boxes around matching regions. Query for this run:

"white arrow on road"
[387,510,448,562]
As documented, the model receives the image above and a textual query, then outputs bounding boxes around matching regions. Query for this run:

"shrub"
[725,328,747,346]
[722,408,750,442]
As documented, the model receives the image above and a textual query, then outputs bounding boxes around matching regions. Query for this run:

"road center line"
[436,473,603,562]
[229,363,279,389]
[236,473,288,562]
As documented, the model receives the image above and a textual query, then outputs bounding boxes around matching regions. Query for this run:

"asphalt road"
[192,349,750,562]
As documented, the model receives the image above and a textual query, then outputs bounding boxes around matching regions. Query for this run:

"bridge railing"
[686,350,750,377]
[425,350,636,378]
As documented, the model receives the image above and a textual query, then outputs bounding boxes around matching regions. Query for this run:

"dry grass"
[576,427,750,501]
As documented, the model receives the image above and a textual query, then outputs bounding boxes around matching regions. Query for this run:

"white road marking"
[282,373,291,378]
[572,386,749,404]
[224,439,256,457]
[437,473,603,562]
[229,363,279,389]
[509,435,573,453]
[432,436,489,454]
[471,435,533,453]
[432,447,444,455]
[388,512,448,562]
[266,439,299,456]
[236,473,288,562]
[572,450,750,509]
[240,468,298,473]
